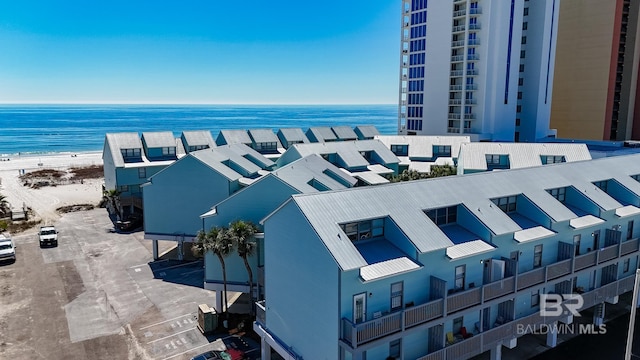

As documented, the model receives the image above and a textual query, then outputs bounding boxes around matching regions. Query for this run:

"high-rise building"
[550,0,640,141]
[398,0,559,142]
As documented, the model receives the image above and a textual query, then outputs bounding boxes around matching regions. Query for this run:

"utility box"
[198,304,218,334]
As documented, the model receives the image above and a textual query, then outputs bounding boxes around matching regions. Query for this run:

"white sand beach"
[0,151,104,224]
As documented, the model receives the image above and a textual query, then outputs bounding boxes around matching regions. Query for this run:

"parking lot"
[0,208,259,360]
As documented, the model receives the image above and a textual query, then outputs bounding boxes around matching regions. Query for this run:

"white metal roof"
[249,129,280,145]
[331,126,358,140]
[142,131,176,149]
[190,144,274,181]
[353,171,390,185]
[616,205,640,218]
[279,140,399,170]
[277,128,309,146]
[271,154,357,193]
[513,226,556,243]
[375,135,470,159]
[354,125,380,139]
[569,215,606,229]
[359,257,421,282]
[446,240,495,260]
[457,143,592,172]
[283,153,640,271]
[182,131,216,149]
[105,133,143,167]
[217,130,252,145]
[307,127,338,142]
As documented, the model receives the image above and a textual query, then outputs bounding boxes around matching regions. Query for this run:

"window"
[518,78,524,86]
[189,145,209,152]
[624,258,631,273]
[517,105,522,113]
[117,185,129,192]
[453,316,463,334]
[515,118,521,126]
[632,174,640,182]
[425,206,458,226]
[138,167,147,179]
[162,147,176,156]
[629,220,635,240]
[541,155,566,164]
[533,244,543,268]
[340,218,384,241]
[523,7,529,16]
[574,234,581,256]
[519,64,525,72]
[391,282,403,311]
[492,195,517,213]
[547,187,566,203]
[521,36,527,44]
[389,339,401,359]
[433,145,452,157]
[531,290,540,307]
[517,91,523,99]
[121,148,141,159]
[486,154,501,165]
[523,22,528,30]
[520,50,526,59]
[593,180,609,192]
[455,265,465,290]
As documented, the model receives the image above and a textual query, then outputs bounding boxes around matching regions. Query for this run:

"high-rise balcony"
[452,25,466,33]
[452,40,465,47]
[470,7,482,14]
[466,69,479,76]
[448,127,461,133]
[463,114,476,120]
[468,39,480,46]
[466,84,477,90]
[450,70,464,77]
[469,23,481,30]
[467,54,479,61]
[464,99,476,105]
[453,9,466,18]
[450,85,463,91]
[451,55,464,62]
[449,99,463,105]
[448,113,461,120]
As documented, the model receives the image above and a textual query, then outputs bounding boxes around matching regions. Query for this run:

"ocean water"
[0,105,398,156]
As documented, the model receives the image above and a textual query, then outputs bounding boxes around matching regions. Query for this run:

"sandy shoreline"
[0,151,104,224]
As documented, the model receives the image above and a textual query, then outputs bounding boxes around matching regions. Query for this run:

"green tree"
[196,226,234,314]
[0,194,8,216]
[228,220,258,313]
[427,165,457,178]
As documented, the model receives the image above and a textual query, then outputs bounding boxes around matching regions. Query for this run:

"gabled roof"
[182,130,216,149]
[277,128,309,146]
[458,143,592,171]
[216,130,252,146]
[331,126,358,140]
[141,131,176,149]
[271,154,357,193]
[306,127,338,142]
[280,154,640,271]
[190,144,274,181]
[280,140,399,169]
[248,129,281,146]
[375,135,471,159]
[105,133,143,167]
[354,125,380,140]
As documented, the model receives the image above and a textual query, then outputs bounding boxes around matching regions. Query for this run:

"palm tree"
[228,220,258,312]
[198,226,234,314]
[0,194,8,216]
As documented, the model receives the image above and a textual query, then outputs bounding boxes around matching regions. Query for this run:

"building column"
[490,343,502,360]
[215,290,223,314]
[593,302,605,326]
[260,337,272,360]
[546,321,558,348]
[152,240,159,260]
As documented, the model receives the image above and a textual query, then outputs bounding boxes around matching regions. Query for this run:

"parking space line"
[146,327,196,344]
[157,335,234,360]
[139,313,194,330]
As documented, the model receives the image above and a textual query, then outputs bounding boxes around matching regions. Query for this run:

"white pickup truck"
[39,226,58,247]
[0,234,16,262]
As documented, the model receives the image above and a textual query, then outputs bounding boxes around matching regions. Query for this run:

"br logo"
[540,294,584,317]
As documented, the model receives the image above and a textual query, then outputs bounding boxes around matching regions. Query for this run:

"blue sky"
[0,1,399,104]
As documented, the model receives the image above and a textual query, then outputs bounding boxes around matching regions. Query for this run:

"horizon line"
[0,102,397,106]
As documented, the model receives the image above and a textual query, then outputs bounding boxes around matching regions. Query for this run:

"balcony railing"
[453,10,466,17]
[415,275,634,359]
[621,238,639,255]
[449,99,462,105]
[451,55,464,62]
[452,25,466,32]
[452,40,465,47]
[341,250,639,349]
[466,69,479,76]
[448,113,461,119]
[451,70,464,77]
[599,244,619,263]
[468,39,480,46]
[469,24,481,30]
[447,127,461,134]
[450,85,463,91]
[483,276,515,301]
[470,7,482,14]
[256,300,266,325]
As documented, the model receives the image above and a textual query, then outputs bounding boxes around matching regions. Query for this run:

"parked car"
[0,235,16,262]
[38,226,58,247]
[117,213,143,232]
[190,349,245,360]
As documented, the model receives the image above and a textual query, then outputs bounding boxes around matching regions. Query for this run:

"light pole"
[625,268,640,360]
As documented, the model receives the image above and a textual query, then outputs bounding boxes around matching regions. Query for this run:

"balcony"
[469,24,481,30]
[517,267,545,290]
[468,39,480,46]
[451,70,464,77]
[448,113,462,120]
[467,54,479,61]
[465,99,476,105]
[464,114,476,120]
[451,55,464,62]
[483,276,515,301]
[448,128,461,134]
[621,238,639,255]
[470,7,482,14]
[453,9,466,17]
[415,275,634,360]
[466,69,479,76]
[447,287,482,313]
[449,99,463,105]
[450,85,463,91]
[452,25,466,33]
[452,40,465,47]
[466,84,478,90]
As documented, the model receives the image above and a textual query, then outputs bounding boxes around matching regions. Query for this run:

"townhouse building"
[457,143,592,174]
[256,154,640,360]
[375,135,470,173]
